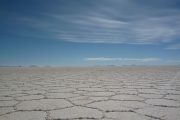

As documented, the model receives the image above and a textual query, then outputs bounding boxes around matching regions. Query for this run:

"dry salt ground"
[0,66,180,120]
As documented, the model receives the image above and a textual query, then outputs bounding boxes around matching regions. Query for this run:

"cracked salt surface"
[0,111,46,120]
[17,99,72,110]
[0,66,180,120]
[49,106,103,119]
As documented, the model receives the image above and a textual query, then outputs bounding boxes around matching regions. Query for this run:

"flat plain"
[0,66,180,120]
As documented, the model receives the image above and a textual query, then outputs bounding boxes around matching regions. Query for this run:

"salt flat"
[0,66,180,120]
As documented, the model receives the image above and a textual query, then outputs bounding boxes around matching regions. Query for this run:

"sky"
[0,0,180,66]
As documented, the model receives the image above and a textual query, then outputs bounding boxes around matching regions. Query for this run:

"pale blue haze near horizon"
[0,0,180,66]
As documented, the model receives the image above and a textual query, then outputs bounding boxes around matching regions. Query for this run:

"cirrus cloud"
[17,0,180,46]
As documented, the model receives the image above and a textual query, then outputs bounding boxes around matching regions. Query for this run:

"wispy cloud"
[16,0,180,46]
[85,57,161,62]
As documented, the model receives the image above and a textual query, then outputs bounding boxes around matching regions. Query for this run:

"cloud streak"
[85,57,161,62]
[16,0,180,46]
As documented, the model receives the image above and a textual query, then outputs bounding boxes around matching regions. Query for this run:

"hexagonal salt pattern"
[17,99,72,110]
[0,66,180,120]
[49,106,103,119]
[0,111,46,120]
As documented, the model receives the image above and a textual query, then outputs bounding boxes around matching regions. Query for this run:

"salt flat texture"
[0,66,180,120]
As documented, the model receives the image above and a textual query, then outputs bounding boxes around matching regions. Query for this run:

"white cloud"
[54,12,179,45]
[85,57,117,61]
[18,0,180,45]
[85,57,161,62]
[140,58,161,62]
[86,17,127,28]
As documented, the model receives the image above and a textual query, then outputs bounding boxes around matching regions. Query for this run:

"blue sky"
[0,0,180,66]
